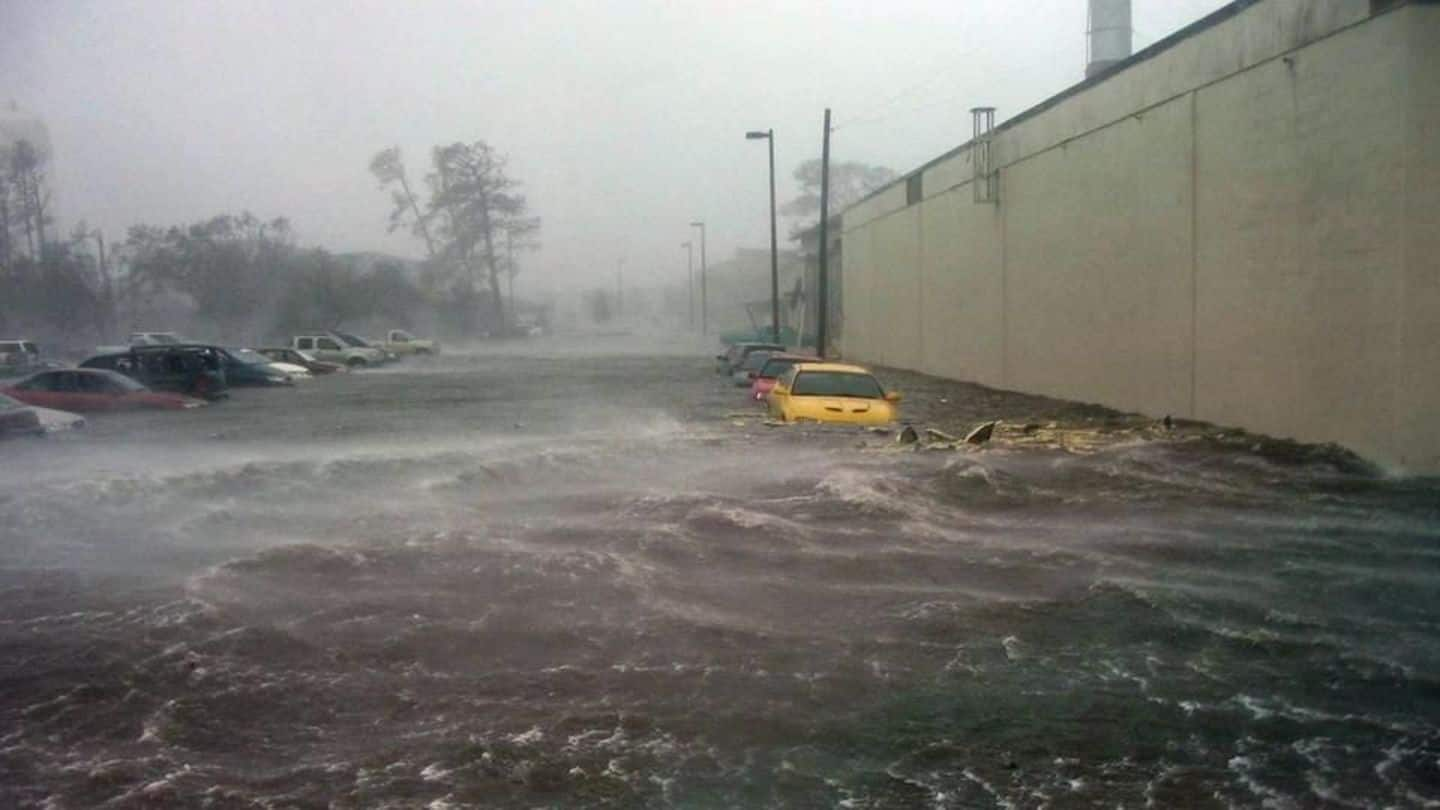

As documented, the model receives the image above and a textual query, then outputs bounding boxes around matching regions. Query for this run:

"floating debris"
[924,427,959,443]
[965,421,997,445]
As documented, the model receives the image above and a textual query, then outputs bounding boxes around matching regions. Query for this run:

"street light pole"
[682,241,694,331]
[690,221,707,336]
[746,129,780,344]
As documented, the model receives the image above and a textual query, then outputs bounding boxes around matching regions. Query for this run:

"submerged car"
[292,333,387,367]
[82,344,229,399]
[2,369,206,412]
[220,348,296,386]
[231,348,309,380]
[331,331,397,363]
[380,329,439,357]
[765,362,902,425]
[256,347,346,375]
[732,350,776,387]
[716,342,785,375]
[748,353,813,402]
[0,392,45,438]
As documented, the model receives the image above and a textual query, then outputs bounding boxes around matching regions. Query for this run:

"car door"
[40,371,89,411]
[77,371,125,410]
[314,337,344,362]
[768,368,796,418]
[9,372,59,409]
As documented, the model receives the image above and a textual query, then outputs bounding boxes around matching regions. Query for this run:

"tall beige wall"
[838,0,1439,472]
[1395,6,1440,472]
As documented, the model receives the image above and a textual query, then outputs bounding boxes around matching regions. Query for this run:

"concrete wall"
[839,0,1440,472]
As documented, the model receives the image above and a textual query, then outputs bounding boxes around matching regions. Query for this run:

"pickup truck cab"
[292,334,386,368]
[0,340,45,377]
[381,329,439,357]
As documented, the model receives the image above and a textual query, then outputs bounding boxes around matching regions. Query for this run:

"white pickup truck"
[292,334,387,368]
[0,339,44,376]
[379,329,439,357]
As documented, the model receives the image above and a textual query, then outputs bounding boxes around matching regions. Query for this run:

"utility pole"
[506,230,517,332]
[91,228,113,339]
[690,221,707,336]
[616,258,624,320]
[682,241,694,331]
[817,107,832,359]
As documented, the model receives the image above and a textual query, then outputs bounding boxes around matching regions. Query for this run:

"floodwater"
[2,341,1438,808]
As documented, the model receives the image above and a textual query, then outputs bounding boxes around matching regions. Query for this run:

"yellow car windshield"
[790,371,884,399]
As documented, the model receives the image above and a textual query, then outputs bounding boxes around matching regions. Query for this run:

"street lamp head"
[745,130,770,140]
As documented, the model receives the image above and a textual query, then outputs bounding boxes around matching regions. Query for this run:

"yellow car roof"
[790,362,874,374]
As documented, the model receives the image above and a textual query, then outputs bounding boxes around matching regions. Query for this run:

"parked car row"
[0,328,438,438]
[716,341,903,427]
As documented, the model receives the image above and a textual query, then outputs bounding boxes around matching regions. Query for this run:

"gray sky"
[2,0,1227,295]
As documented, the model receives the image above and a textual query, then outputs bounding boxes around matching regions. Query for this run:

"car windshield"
[231,349,273,365]
[90,371,146,392]
[150,334,180,344]
[790,371,886,399]
[739,352,773,372]
[758,357,801,379]
[333,332,369,347]
[742,344,783,357]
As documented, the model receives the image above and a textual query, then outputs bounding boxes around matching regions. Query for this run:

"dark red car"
[2,369,206,412]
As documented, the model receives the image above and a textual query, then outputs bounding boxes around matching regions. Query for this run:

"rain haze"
[3,1,1440,808]
[3,0,1227,291]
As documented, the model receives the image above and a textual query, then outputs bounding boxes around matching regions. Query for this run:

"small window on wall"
[906,174,923,206]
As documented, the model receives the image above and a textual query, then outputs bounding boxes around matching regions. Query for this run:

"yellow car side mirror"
[885,391,903,403]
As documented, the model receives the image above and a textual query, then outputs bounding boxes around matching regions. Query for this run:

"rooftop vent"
[1086,0,1132,79]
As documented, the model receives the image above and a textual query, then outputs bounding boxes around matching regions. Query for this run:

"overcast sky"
[2,0,1228,295]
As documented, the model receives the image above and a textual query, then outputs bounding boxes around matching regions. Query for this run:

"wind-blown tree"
[368,146,436,259]
[4,139,53,261]
[0,235,108,340]
[425,140,537,333]
[0,148,14,268]
[502,215,541,330]
[781,159,896,221]
[125,213,293,340]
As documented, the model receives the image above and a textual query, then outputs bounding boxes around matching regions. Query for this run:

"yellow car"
[765,362,902,425]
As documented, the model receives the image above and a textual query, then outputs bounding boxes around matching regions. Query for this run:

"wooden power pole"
[816,108,832,359]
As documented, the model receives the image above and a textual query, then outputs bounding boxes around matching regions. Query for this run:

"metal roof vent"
[1086,0,1132,79]
[971,107,997,204]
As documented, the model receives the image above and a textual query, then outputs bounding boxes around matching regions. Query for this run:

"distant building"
[703,247,807,343]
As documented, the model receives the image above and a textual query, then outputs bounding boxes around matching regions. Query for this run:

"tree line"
[0,136,538,352]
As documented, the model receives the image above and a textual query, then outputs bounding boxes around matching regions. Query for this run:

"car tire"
[347,357,367,369]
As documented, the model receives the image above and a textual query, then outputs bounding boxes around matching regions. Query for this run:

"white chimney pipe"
[1086,0,1133,78]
